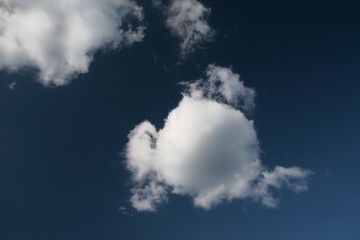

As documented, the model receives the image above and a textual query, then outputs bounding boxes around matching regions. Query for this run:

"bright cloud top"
[0,0,144,86]
[164,0,214,58]
[126,65,311,211]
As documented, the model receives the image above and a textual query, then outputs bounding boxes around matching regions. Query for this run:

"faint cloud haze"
[8,81,16,90]
[125,65,311,211]
[0,0,145,86]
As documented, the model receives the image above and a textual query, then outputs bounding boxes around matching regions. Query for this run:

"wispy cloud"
[183,65,256,111]
[125,65,311,211]
[8,81,17,90]
[156,0,214,58]
[0,0,145,86]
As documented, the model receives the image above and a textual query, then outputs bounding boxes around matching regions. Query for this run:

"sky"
[0,0,360,239]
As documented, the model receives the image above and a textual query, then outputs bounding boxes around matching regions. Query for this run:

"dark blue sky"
[1,0,360,239]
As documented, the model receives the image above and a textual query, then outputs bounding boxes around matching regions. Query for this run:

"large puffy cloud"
[156,0,214,58]
[125,65,311,211]
[0,0,144,86]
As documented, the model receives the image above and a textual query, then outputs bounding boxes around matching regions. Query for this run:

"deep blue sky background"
[1,0,360,239]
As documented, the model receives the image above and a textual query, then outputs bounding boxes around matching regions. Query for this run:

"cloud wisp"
[0,0,145,86]
[8,81,17,90]
[155,0,214,58]
[125,65,311,211]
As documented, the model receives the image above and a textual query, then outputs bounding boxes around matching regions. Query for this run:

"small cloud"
[152,0,163,8]
[154,0,214,58]
[125,65,311,211]
[151,53,159,65]
[118,206,127,211]
[162,65,169,72]
[118,206,133,216]
[8,81,17,90]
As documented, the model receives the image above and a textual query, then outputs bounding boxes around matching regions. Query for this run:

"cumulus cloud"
[157,0,214,58]
[125,65,311,211]
[0,0,145,86]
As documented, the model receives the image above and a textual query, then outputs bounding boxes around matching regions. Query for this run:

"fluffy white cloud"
[125,65,311,211]
[0,0,144,86]
[159,0,214,58]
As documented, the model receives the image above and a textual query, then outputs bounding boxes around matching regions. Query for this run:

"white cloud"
[0,0,145,86]
[125,65,311,211]
[161,0,214,58]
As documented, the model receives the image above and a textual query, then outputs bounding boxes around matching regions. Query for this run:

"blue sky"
[0,0,359,239]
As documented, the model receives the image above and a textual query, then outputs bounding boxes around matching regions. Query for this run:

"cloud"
[125,65,311,211]
[0,0,144,86]
[8,81,17,90]
[184,65,256,111]
[157,0,214,58]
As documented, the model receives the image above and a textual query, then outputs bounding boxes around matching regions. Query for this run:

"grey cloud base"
[126,65,311,211]
[0,0,144,86]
